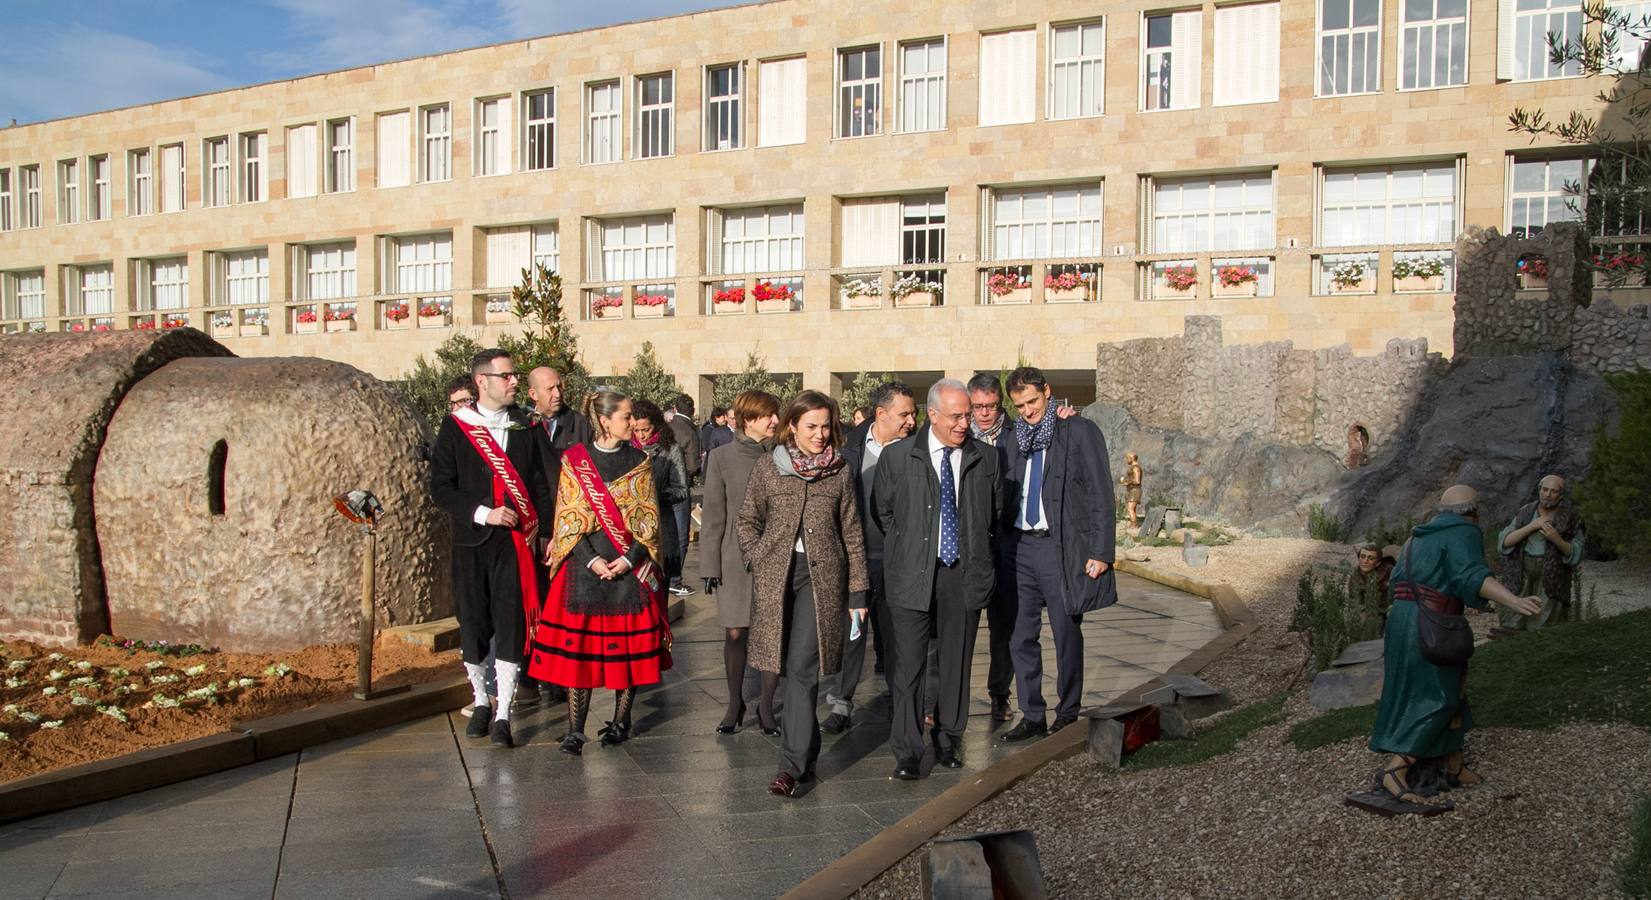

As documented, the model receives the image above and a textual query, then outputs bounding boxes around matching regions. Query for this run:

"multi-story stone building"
[0,0,1641,402]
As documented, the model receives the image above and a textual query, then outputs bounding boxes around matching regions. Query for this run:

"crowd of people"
[428,349,1119,795]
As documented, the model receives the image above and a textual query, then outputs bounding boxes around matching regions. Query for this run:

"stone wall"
[93,357,449,652]
[0,331,231,646]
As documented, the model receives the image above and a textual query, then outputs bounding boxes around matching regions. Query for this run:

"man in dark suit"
[965,372,1018,723]
[823,381,915,735]
[526,366,591,454]
[430,350,554,748]
[874,379,1000,779]
[1000,366,1117,741]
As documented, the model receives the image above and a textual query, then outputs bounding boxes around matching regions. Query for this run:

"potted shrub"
[891,273,943,308]
[1044,270,1092,303]
[1213,265,1259,298]
[384,302,411,330]
[712,285,747,315]
[294,309,320,334]
[1158,264,1197,297]
[590,294,623,320]
[324,308,355,332]
[634,292,670,318]
[987,271,1031,304]
[211,315,236,338]
[1392,256,1447,292]
[753,280,795,313]
[240,312,268,337]
[1592,249,1647,287]
[841,276,883,309]
[1329,260,1372,294]
[484,297,514,324]
[1517,256,1549,290]
[417,302,450,328]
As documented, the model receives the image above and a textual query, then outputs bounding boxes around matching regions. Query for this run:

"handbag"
[1398,540,1474,667]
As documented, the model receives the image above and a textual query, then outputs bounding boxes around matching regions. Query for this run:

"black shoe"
[559,734,585,756]
[757,711,781,737]
[490,720,515,748]
[892,759,922,780]
[821,712,850,735]
[597,720,631,747]
[464,705,492,738]
[1001,719,1047,743]
[989,695,1012,722]
[716,701,747,736]
[1049,714,1078,734]
[935,747,963,769]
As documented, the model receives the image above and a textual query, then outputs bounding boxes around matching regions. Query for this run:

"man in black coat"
[430,350,555,748]
[526,366,592,454]
[999,366,1117,742]
[873,379,1000,778]
[965,372,1018,723]
[823,381,916,735]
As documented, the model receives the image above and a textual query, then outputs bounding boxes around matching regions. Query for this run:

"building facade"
[0,0,1642,401]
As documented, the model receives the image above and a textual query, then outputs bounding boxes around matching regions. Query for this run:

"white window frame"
[713,204,805,275]
[19,165,41,229]
[1317,0,1383,97]
[591,214,676,281]
[237,133,266,204]
[475,96,511,177]
[217,249,270,306]
[758,56,808,147]
[1506,155,1589,238]
[389,233,454,296]
[836,45,883,139]
[300,241,357,301]
[76,264,114,316]
[376,110,411,189]
[902,195,946,265]
[1606,0,1651,71]
[158,144,185,213]
[128,149,153,217]
[419,105,451,183]
[986,183,1104,260]
[286,123,319,199]
[1049,20,1106,120]
[704,64,744,151]
[0,169,11,231]
[1505,0,1584,81]
[523,89,556,171]
[1213,2,1281,107]
[57,159,80,225]
[898,38,947,133]
[635,72,675,159]
[89,155,110,221]
[1318,160,1461,247]
[326,118,354,193]
[1400,0,1470,90]
[585,80,622,164]
[1141,10,1203,111]
[6,270,46,320]
[139,257,189,311]
[203,137,231,208]
[1148,172,1276,253]
[533,224,560,275]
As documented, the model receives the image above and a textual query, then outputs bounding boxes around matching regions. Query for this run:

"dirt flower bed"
[0,636,458,782]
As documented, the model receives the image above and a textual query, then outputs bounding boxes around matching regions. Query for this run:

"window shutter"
[1215,4,1278,106]
[759,57,807,146]
[1171,11,1203,110]
[290,245,308,301]
[484,226,531,288]
[979,29,1036,126]
[840,198,901,267]
[378,112,410,187]
[705,209,726,275]
[288,125,317,198]
[1496,0,1516,80]
[585,219,606,281]
[497,97,514,175]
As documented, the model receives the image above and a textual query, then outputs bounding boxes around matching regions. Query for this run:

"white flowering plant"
[889,274,944,299]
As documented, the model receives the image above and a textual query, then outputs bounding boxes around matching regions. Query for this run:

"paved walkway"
[0,570,1221,900]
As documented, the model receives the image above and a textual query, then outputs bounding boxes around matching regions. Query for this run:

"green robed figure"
[1368,485,1541,803]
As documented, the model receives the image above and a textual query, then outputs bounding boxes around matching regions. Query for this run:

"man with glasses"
[447,377,476,412]
[429,350,554,748]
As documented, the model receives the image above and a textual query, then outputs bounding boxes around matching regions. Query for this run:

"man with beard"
[1494,474,1585,634]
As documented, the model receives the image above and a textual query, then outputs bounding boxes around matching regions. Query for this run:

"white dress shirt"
[1013,447,1048,532]
[454,403,512,525]
[927,433,964,548]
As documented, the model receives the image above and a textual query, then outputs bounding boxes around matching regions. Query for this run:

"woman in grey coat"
[699,389,782,735]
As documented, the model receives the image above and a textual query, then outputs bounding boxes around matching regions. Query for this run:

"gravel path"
[854,537,1651,899]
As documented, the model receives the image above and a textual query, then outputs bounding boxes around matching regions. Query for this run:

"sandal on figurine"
[1446,765,1484,789]
[1377,756,1426,804]
[598,719,631,747]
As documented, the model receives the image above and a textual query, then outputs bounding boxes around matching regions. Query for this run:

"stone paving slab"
[0,569,1219,898]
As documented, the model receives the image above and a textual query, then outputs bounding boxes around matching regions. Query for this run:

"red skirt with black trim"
[527,561,672,690]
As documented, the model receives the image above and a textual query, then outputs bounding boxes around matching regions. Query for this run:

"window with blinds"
[390,233,454,295]
[299,241,357,301]
[710,204,804,274]
[4,271,46,320]
[1049,20,1105,120]
[899,40,946,132]
[475,96,512,176]
[72,264,114,316]
[1319,161,1459,246]
[1214,3,1280,106]
[377,111,411,188]
[839,197,901,267]
[759,57,807,146]
[980,29,1036,125]
[159,144,185,213]
[1319,0,1382,96]
[1149,173,1274,252]
[1142,11,1202,111]
[137,257,189,311]
[589,215,675,281]
[1401,0,1469,90]
[483,223,559,287]
[287,124,318,198]
[705,64,743,151]
[837,46,882,138]
[986,184,1103,260]
[214,249,270,305]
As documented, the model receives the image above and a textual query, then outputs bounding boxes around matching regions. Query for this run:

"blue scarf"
[1014,410,1055,455]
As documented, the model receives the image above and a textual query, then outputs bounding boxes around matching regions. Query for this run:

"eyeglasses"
[477,371,520,380]
[970,403,1000,412]
[448,398,474,408]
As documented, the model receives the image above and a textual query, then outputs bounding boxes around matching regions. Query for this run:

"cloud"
[0,26,230,125]
[260,0,500,73]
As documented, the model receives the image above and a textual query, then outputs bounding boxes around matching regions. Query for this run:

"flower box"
[895,291,937,308]
[295,319,320,334]
[1045,287,1090,303]
[385,319,409,331]
[239,324,268,337]
[485,309,514,324]
[1212,280,1258,298]
[991,287,1032,305]
[1592,270,1646,288]
[757,298,792,314]
[841,294,883,309]
[1331,278,1374,294]
[212,323,237,338]
[593,306,621,320]
[1156,281,1196,298]
[325,318,355,333]
[713,300,746,315]
[634,303,667,318]
[418,312,451,329]
[1518,273,1548,291]
[1395,275,1446,293]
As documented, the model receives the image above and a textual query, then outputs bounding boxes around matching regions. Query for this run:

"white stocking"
[493,660,520,722]
[463,661,489,709]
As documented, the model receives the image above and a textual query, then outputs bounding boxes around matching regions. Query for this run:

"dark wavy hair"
[629,397,674,448]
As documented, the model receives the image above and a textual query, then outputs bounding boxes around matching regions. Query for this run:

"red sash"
[454,414,541,650]
[561,444,671,649]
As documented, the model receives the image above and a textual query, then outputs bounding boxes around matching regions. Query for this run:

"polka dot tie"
[940,447,959,566]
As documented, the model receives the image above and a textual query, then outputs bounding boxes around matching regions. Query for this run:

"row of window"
[4,1,1645,233]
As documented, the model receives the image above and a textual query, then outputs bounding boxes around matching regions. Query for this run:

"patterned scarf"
[786,442,844,480]
[1014,409,1056,455]
[971,412,1005,445]
[629,431,662,453]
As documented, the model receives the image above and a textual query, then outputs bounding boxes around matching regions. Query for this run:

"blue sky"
[1,0,732,125]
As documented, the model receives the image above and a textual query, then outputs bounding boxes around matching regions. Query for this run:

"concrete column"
[270,243,292,336]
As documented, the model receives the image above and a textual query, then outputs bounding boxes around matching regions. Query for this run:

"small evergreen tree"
[497,262,591,406]
[621,341,684,408]
[1577,368,1651,563]
[838,371,898,413]
[712,351,801,408]
[394,332,485,430]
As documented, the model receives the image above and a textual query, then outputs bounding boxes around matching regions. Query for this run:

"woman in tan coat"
[738,390,869,798]
[699,389,782,735]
